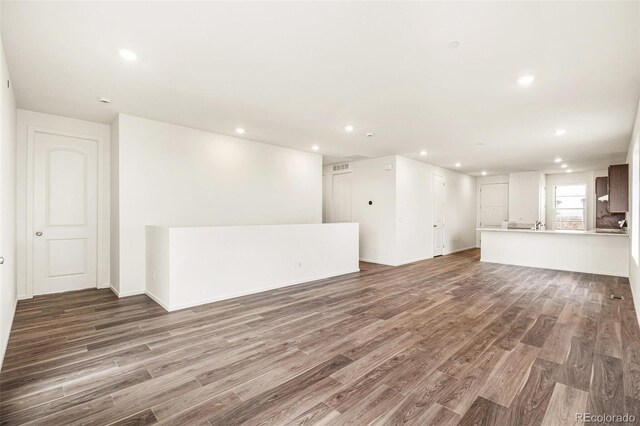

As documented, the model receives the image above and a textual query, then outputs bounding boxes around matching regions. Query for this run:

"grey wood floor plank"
[0,249,637,425]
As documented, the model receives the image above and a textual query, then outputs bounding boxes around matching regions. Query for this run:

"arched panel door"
[33,131,98,295]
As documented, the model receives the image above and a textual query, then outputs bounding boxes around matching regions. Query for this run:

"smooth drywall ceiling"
[114,114,322,296]
[0,11,17,368]
[3,2,639,174]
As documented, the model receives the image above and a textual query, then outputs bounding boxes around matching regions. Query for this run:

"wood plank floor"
[2,249,640,425]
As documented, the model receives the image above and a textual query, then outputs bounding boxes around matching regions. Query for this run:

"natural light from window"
[555,184,587,231]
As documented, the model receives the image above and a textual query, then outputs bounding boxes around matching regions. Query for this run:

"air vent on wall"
[333,163,350,172]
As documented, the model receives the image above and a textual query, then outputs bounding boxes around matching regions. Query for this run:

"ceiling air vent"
[333,163,350,172]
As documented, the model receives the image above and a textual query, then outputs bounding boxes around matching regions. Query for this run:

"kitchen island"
[478,227,629,276]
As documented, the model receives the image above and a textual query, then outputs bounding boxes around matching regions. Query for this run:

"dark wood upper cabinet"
[608,164,629,212]
[596,176,608,198]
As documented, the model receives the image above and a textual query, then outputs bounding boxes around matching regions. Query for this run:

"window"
[554,184,586,230]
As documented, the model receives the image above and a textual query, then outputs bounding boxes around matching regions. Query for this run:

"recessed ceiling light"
[448,41,460,49]
[517,74,535,86]
[98,97,111,104]
[366,133,374,137]
[235,128,245,134]
[554,158,562,163]
[311,145,319,151]
[481,171,487,176]
[555,129,567,136]
[119,49,137,61]
[566,169,573,173]
[420,150,427,156]
[345,125,354,132]
[455,162,461,167]
[561,163,568,168]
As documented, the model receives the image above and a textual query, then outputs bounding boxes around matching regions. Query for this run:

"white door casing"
[32,130,98,295]
[332,172,352,223]
[433,174,445,256]
[480,183,509,226]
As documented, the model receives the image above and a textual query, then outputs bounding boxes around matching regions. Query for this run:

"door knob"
[0,257,4,264]
[35,231,43,236]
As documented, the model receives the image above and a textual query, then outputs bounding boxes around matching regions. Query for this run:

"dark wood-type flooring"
[2,249,640,425]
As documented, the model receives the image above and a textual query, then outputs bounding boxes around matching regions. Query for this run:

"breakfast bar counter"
[478,227,629,276]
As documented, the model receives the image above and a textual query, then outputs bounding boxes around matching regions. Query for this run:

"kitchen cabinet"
[608,164,628,212]
[596,176,625,228]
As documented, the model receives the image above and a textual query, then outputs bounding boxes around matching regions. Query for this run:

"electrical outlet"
[293,261,303,268]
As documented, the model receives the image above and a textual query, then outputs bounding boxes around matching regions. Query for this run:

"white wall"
[145,225,169,307]
[508,171,545,224]
[476,170,607,244]
[110,116,120,293]
[16,110,110,298]
[0,9,17,368]
[626,99,640,326]
[396,156,476,265]
[476,175,510,246]
[350,156,397,265]
[146,223,359,311]
[325,155,476,266]
[396,156,428,264]
[113,114,322,296]
[545,170,607,231]
[437,165,478,255]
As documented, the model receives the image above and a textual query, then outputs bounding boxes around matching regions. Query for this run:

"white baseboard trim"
[164,268,360,312]
[145,290,170,311]
[361,247,477,268]
[394,256,436,266]
[0,298,18,370]
[109,286,145,298]
[17,294,30,300]
[359,258,395,266]
[444,246,478,255]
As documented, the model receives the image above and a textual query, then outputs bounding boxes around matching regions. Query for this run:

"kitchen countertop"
[477,227,629,237]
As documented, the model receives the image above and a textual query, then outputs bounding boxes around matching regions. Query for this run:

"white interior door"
[480,183,509,226]
[332,172,352,223]
[433,174,445,256]
[33,131,98,295]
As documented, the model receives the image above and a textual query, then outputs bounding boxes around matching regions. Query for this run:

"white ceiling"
[2,1,639,175]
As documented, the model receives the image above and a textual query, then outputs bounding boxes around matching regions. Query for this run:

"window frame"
[553,183,587,231]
